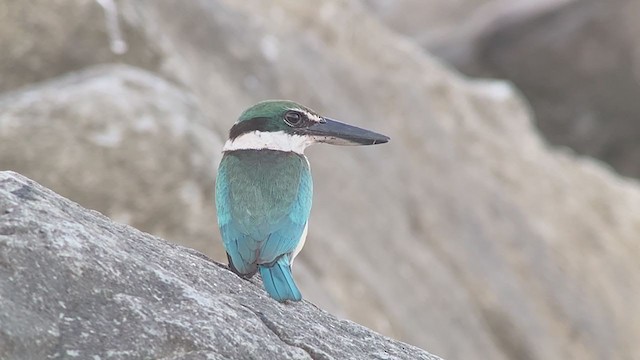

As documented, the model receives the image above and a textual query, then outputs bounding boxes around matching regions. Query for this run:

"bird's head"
[223,100,389,153]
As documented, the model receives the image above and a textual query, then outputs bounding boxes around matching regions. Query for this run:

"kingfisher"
[215,100,389,302]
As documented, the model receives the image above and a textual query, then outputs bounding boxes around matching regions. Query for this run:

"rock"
[431,0,640,179]
[361,0,574,48]
[0,0,164,93]
[0,65,223,258]
[0,171,441,360]
[361,0,498,45]
[1,1,640,360]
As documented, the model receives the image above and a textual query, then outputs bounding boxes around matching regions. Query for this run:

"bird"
[215,100,389,302]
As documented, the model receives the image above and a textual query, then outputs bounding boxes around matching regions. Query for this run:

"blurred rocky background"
[366,0,640,179]
[0,0,639,359]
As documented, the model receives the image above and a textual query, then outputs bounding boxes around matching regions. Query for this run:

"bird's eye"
[284,111,304,127]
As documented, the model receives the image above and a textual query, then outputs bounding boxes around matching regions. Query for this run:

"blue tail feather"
[259,256,301,302]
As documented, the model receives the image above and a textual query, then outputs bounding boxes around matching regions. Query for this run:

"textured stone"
[0,64,223,258]
[0,0,163,93]
[362,0,496,45]
[431,0,640,179]
[0,171,441,360]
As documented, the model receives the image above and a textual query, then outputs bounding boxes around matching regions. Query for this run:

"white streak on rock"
[96,0,128,54]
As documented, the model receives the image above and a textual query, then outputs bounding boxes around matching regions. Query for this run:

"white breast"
[290,222,308,265]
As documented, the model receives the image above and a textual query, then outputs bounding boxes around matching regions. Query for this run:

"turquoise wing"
[215,150,312,274]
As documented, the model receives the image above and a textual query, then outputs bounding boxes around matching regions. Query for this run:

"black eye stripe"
[228,117,269,140]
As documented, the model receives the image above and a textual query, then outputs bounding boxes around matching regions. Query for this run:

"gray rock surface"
[361,0,573,48]
[361,0,496,45]
[0,171,441,360]
[1,1,640,360]
[0,65,223,258]
[430,0,640,179]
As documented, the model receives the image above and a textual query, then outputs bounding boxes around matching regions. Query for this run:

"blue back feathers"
[216,150,312,301]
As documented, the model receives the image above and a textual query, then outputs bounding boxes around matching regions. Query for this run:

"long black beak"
[303,117,390,145]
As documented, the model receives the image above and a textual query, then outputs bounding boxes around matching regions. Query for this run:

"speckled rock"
[431,0,640,179]
[0,64,223,258]
[0,171,442,360]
